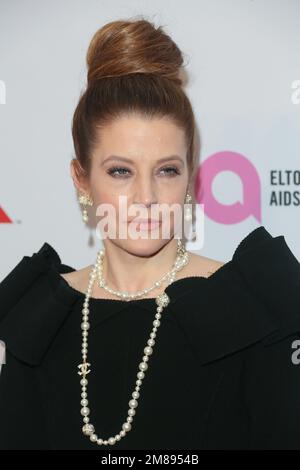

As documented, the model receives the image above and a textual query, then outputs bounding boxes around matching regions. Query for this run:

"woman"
[1,18,300,450]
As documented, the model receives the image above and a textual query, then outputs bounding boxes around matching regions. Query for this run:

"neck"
[100,238,180,294]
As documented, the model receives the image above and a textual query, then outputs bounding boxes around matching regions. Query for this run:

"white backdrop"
[1,0,299,279]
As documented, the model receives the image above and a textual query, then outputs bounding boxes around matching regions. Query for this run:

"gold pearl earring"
[78,193,93,223]
[184,193,192,222]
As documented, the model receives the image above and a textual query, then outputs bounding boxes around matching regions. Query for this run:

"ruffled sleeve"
[166,225,300,448]
[231,225,300,345]
[229,226,300,449]
[167,225,300,366]
[0,243,80,366]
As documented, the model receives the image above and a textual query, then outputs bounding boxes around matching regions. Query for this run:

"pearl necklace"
[78,239,190,447]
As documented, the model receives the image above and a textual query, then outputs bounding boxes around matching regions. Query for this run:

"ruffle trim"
[0,226,299,366]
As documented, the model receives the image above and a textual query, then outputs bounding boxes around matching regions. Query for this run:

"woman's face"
[77,114,190,257]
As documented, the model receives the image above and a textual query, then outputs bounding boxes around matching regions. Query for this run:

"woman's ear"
[70,159,90,195]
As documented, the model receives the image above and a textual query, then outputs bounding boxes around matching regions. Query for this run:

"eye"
[107,165,181,178]
[107,166,131,178]
[159,166,181,176]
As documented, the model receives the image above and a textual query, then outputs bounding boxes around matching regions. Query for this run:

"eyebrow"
[101,155,184,165]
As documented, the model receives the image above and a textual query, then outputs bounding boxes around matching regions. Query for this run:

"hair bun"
[86,18,185,87]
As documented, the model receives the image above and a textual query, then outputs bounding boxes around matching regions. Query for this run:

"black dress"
[0,225,300,450]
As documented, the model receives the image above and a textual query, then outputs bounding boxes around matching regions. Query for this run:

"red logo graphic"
[0,206,13,223]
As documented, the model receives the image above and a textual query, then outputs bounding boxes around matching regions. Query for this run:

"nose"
[133,178,158,212]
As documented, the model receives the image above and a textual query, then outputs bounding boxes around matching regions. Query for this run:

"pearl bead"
[139,362,148,371]
[129,399,138,408]
[81,407,90,416]
[122,422,131,432]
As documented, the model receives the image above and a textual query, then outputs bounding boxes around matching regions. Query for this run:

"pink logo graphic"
[195,151,261,224]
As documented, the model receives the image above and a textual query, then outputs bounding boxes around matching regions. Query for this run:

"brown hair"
[72,16,197,185]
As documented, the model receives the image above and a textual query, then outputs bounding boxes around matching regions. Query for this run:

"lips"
[128,219,161,231]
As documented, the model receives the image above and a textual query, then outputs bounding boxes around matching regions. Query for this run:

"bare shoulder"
[59,253,225,293]
[185,251,225,278]
[60,265,93,292]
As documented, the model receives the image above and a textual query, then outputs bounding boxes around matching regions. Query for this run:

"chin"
[121,238,170,258]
